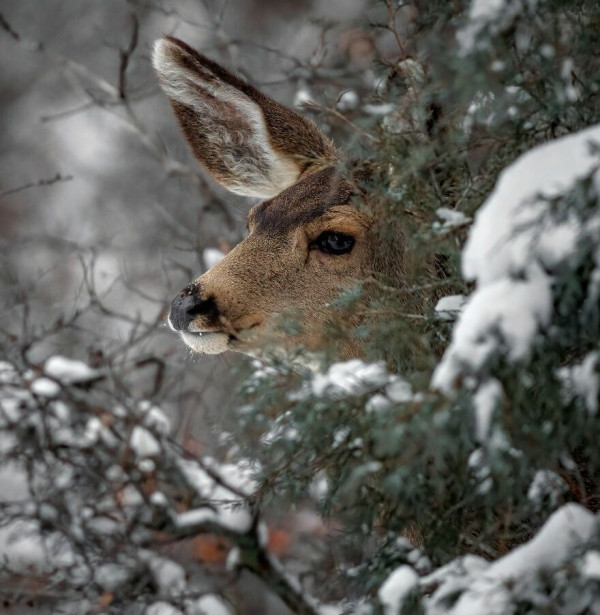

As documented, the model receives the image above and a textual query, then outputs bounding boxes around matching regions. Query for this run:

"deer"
[153,36,410,361]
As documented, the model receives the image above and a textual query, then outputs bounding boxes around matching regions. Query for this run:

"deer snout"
[168,290,219,331]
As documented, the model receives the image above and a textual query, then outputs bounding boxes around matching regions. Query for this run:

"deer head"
[153,37,406,358]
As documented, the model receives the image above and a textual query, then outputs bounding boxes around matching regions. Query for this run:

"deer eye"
[313,231,355,255]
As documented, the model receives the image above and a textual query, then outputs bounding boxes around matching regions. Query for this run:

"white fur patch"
[166,314,177,332]
[153,38,300,198]
[180,331,230,354]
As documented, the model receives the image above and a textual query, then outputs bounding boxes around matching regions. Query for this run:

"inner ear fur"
[153,36,338,198]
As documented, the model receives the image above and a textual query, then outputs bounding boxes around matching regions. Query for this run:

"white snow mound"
[434,123,600,392]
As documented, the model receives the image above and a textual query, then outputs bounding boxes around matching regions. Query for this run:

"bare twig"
[1,13,236,228]
[164,457,323,615]
[385,0,408,59]
[118,14,139,100]
[1,173,74,197]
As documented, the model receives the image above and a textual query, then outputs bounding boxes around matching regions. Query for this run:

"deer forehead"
[246,167,368,236]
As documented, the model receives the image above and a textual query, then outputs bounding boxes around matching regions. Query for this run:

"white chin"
[180,331,230,354]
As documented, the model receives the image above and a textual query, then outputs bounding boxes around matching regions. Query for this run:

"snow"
[150,491,168,507]
[175,507,219,528]
[260,418,299,444]
[177,459,253,533]
[117,484,144,507]
[30,377,61,397]
[257,520,269,547]
[425,503,596,614]
[203,247,226,270]
[0,463,28,502]
[294,88,315,108]
[365,393,389,412]
[142,552,186,595]
[332,426,350,447]
[527,469,566,507]
[557,351,599,414]
[146,603,183,615]
[51,399,70,421]
[130,425,161,457]
[205,457,258,496]
[84,416,103,438]
[363,103,396,116]
[420,554,489,610]
[141,403,171,432]
[44,355,98,383]
[433,268,552,389]
[311,360,390,397]
[226,546,241,570]
[1,372,33,423]
[95,563,132,591]
[139,458,156,472]
[0,361,19,384]
[384,379,413,403]
[336,89,359,111]
[196,594,232,615]
[310,473,329,501]
[467,448,492,493]
[434,295,467,321]
[378,565,419,614]
[0,520,76,575]
[0,521,47,573]
[433,123,600,392]
[580,551,600,581]
[463,123,600,285]
[458,0,538,52]
[286,359,412,416]
[0,361,299,608]
[463,92,496,133]
[175,502,250,534]
[472,378,502,443]
[561,58,580,103]
[434,208,471,231]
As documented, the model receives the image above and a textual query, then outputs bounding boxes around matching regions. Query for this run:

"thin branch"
[1,173,74,197]
[1,13,236,228]
[163,504,322,615]
[118,14,139,100]
[302,101,379,143]
[386,0,408,59]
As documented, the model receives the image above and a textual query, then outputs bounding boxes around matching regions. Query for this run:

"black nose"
[169,291,219,331]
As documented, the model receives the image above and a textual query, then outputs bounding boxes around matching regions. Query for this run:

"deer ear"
[153,37,337,198]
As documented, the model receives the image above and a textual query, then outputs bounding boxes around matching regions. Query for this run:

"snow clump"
[434,123,600,392]
[434,295,467,321]
[44,355,98,383]
[557,351,599,414]
[426,503,596,614]
[380,503,598,614]
[378,565,419,615]
[434,208,471,232]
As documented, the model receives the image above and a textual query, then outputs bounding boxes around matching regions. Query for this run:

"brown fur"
[163,37,337,165]
[153,37,406,358]
[156,37,336,195]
